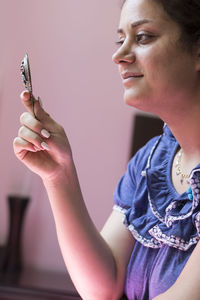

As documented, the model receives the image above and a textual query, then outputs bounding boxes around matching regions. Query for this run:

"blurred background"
[0,0,141,273]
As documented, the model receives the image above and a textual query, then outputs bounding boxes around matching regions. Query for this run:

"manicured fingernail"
[41,141,50,151]
[41,129,50,138]
[20,90,29,99]
[38,96,43,107]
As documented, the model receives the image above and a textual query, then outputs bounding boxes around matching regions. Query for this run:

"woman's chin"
[123,91,144,109]
[123,92,153,113]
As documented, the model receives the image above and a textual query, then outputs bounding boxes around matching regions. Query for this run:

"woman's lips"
[121,71,144,86]
[121,71,144,79]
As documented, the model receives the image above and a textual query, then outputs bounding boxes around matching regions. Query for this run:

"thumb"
[20,90,49,119]
[20,90,35,115]
[33,97,52,124]
[20,90,54,127]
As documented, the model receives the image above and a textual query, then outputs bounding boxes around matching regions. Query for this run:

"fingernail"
[38,96,43,107]
[20,90,29,99]
[41,129,50,138]
[41,141,50,151]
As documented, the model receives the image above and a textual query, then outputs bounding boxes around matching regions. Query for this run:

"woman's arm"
[153,241,200,300]
[43,166,134,300]
[13,91,134,300]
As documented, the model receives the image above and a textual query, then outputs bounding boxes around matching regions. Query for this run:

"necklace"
[175,149,190,185]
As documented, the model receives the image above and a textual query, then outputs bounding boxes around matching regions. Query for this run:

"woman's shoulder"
[113,135,161,210]
[128,135,161,174]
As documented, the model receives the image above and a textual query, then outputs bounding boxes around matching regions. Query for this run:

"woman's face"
[112,0,200,115]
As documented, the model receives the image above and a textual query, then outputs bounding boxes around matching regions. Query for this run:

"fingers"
[13,137,37,155]
[20,90,55,129]
[18,125,51,151]
[20,112,51,139]
[18,90,63,153]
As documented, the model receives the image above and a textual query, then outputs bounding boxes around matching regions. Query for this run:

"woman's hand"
[13,91,72,181]
[13,91,132,300]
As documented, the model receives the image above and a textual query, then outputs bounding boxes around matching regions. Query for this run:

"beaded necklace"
[175,149,190,185]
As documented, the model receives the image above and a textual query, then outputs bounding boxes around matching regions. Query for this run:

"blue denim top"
[113,124,200,299]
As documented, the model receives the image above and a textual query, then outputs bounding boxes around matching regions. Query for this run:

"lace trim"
[113,204,128,215]
[113,205,200,250]
[146,135,162,169]
[127,223,161,248]
[194,212,200,236]
[113,136,200,251]
[149,225,199,251]
[148,193,165,223]
[164,169,200,227]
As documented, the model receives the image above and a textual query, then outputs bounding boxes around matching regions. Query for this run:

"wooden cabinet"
[0,268,81,300]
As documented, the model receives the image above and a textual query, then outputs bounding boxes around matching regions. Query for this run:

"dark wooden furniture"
[129,114,164,158]
[0,268,81,300]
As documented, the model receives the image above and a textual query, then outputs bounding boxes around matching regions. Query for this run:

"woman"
[13,0,200,299]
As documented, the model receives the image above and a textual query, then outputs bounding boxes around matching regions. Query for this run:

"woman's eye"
[135,33,154,44]
[115,40,124,46]
[115,33,154,47]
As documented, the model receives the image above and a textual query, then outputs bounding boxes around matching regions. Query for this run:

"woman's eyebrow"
[117,19,152,34]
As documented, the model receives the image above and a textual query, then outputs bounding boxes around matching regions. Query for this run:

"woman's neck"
[163,103,200,163]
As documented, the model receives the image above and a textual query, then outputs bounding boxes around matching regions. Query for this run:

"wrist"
[42,156,77,188]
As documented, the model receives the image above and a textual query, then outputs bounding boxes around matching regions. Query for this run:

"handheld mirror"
[20,53,36,118]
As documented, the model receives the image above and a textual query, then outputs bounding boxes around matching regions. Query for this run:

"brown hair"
[122,0,200,51]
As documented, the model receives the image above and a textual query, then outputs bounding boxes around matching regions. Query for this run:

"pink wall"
[0,0,136,272]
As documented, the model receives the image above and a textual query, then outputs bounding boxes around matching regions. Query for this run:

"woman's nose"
[112,44,136,64]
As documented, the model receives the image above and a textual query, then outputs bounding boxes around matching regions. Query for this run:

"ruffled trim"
[126,224,161,248]
[113,204,128,215]
[194,212,200,236]
[115,126,200,251]
[113,205,161,248]
[149,224,199,251]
